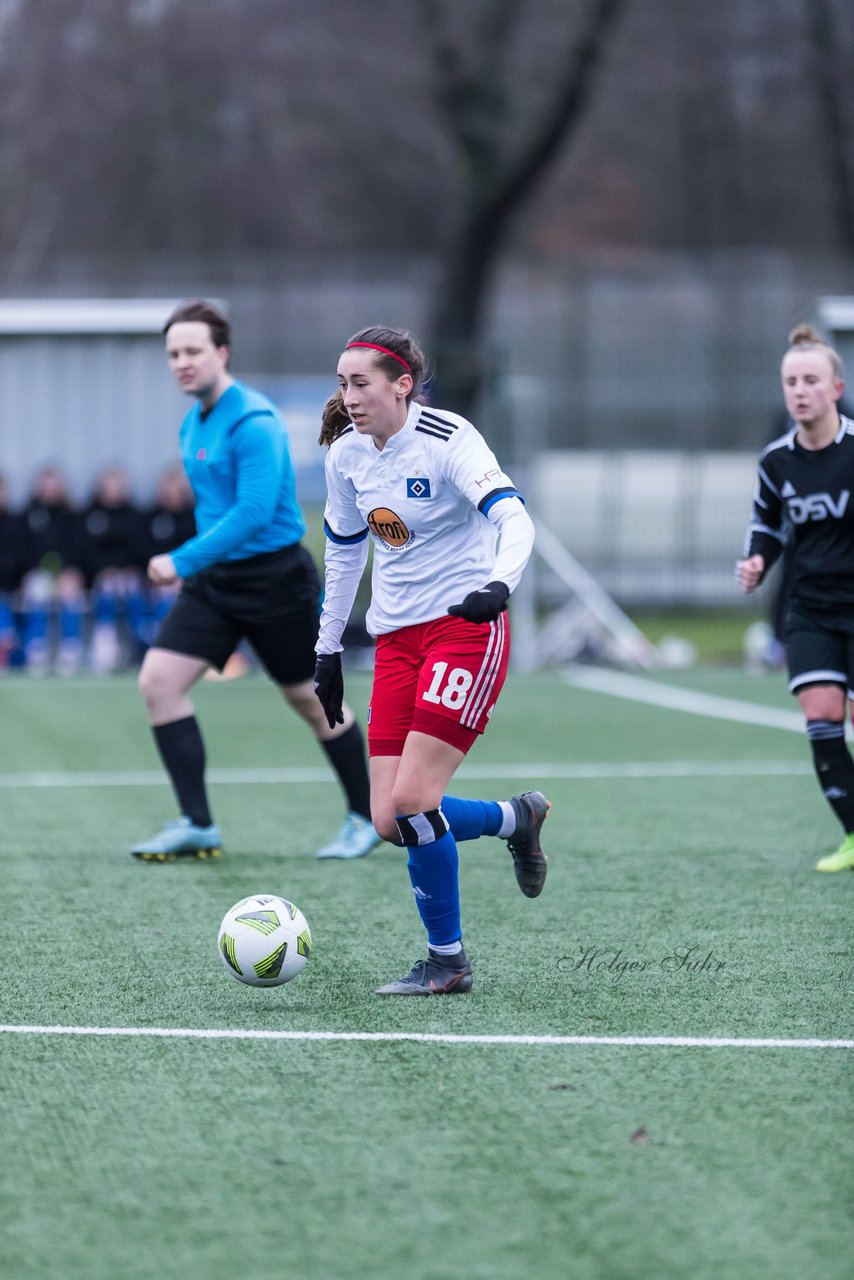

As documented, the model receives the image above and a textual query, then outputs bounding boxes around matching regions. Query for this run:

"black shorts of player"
[784,601,854,698]
[155,545,321,686]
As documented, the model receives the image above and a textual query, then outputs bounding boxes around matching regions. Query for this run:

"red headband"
[345,341,412,374]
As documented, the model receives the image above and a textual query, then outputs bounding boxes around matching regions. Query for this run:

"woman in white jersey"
[314,326,551,995]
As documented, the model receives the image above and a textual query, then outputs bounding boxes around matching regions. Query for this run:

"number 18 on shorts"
[368,613,510,755]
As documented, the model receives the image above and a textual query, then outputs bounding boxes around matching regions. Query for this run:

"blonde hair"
[785,324,844,379]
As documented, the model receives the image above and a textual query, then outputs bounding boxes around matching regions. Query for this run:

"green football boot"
[815,833,854,872]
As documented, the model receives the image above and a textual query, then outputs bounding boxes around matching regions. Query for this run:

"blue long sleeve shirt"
[170,381,306,578]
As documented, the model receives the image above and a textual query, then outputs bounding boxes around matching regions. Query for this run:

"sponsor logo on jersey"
[406,477,432,499]
[781,480,796,497]
[196,448,207,460]
[473,467,504,489]
[787,490,849,524]
[367,506,413,550]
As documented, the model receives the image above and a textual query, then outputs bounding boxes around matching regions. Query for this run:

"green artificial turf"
[0,667,851,1280]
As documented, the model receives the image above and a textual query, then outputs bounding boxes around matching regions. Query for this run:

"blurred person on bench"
[18,464,86,676]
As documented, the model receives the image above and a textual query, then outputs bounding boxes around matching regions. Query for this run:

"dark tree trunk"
[424,0,628,417]
[806,0,854,254]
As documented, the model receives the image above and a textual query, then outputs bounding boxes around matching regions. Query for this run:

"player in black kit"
[737,324,854,871]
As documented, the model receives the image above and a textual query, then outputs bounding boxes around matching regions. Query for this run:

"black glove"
[448,580,510,624]
[314,652,344,729]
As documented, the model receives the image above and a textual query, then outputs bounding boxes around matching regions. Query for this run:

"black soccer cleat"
[507,791,551,897]
[375,951,473,996]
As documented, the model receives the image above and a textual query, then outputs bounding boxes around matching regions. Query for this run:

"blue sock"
[441,795,503,841]
[93,593,117,626]
[397,809,461,947]
[125,591,148,642]
[59,603,83,641]
[23,607,49,647]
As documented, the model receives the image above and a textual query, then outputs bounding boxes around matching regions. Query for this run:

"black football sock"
[806,720,854,834]
[320,721,371,820]
[153,716,212,828]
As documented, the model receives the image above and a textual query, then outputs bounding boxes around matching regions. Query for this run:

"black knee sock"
[807,720,854,834]
[320,721,371,820]
[153,716,212,827]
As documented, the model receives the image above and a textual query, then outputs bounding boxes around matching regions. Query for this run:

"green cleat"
[816,833,854,872]
[131,817,223,863]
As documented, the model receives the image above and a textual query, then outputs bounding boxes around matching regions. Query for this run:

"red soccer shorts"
[367,612,511,756]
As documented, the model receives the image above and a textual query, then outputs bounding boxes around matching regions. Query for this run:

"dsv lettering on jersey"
[787,490,850,524]
[367,507,413,549]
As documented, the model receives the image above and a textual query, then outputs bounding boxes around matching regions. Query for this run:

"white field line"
[0,761,812,788]
[0,670,814,788]
[0,670,814,789]
[0,1024,850,1049]
[563,666,809,733]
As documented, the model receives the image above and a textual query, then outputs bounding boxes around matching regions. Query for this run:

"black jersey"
[0,509,25,593]
[135,503,196,569]
[744,415,854,611]
[81,500,142,584]
[20,499,85,576]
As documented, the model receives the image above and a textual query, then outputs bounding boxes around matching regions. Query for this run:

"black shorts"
[784,602,854,698]
[155,546,321,686]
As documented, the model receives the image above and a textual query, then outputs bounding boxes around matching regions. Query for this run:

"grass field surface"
[1,664,852,1280]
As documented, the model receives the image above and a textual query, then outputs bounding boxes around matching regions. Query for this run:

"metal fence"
[2,252,852,610]
[528,448,755,607]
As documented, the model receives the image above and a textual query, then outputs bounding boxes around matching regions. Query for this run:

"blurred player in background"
[18,464,86,675]
[131,299,378,862]
[314,326,550,995]
[737,323,854,872]
[81,465,146,673]
[0,474,24,669]
[758,390,854,670]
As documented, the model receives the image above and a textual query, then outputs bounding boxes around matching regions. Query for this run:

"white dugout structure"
[0,298,186,505]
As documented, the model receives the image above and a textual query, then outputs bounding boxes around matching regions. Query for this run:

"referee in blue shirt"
[132,299,379,861]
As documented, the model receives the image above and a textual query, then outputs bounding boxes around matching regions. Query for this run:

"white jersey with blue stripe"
[319,400,533,646]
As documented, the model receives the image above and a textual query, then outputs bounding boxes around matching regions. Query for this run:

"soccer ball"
[217,894,312,987]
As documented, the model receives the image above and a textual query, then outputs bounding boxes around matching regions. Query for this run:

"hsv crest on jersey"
[320,397,527,638]
[368,506,413,549]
